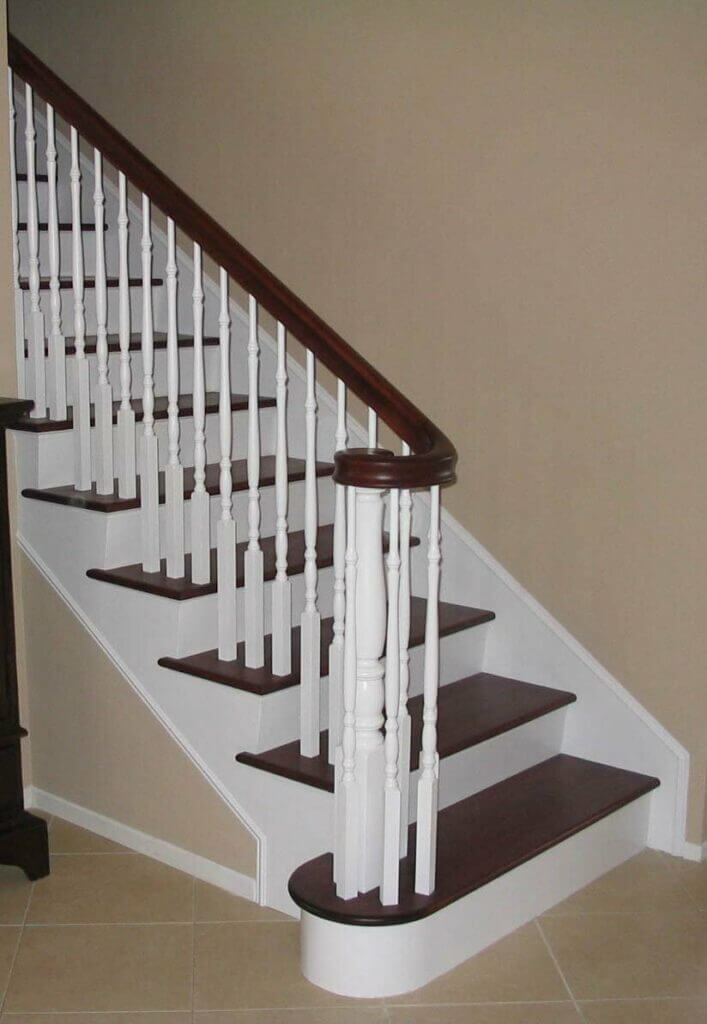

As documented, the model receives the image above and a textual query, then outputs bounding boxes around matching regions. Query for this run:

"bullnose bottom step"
[236,672,576,791]
[288,753,659,926]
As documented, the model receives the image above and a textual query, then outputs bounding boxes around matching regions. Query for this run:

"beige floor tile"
[543,851,696,915]
[663,856,707,911]
[193,1010,388,1023]
[3,1015,192,1023]
[388,1005,582,1023]
[579,998,707,1024]
[48,818,129,854]
[388,923,567,1005]
[4,923,192,1012]
[0,927,21,999]
[194,880,291,922]
[541,912,707,999]
[26,853,193,923]
[0,866,33,924]
[194,921,380,1009]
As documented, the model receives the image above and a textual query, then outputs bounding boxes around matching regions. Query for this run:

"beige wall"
[8,1,706,843]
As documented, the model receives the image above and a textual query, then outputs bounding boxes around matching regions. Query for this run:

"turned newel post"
[0,398,49,879]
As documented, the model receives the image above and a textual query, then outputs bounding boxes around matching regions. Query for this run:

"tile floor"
[0,812,703,1022]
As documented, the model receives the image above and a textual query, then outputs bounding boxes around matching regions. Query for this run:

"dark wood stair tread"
[16,172,49,182]
[18,221,105,231]
[288,754,660,926]
[19,276,162,289]
[236,673,577,791]
[87,526,419,600]
[14,391,274,434]
[22,332,219,359]
[158,598,494,697]
[22,456,334,514]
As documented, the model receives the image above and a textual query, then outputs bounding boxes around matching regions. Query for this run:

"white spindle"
[334,485,359,898]
[271,322,291,675]
[190,243,210,584]
[300,349,321,756]
[93,149,113,493]
[70,127,91,489]
[116,173,136,499]
[165,218,184,578]
[381,488,402,904]
[354,484,386,892]
[217,268,236,660]
[8,72,25,399]
[327,379,347,763]
[397,442,412,857]
[24,84,46,418]
[244,294,264,666]
[45,103,66,419]
[140,194,159,571]
[415,484,441,895]
[368,407,377,448]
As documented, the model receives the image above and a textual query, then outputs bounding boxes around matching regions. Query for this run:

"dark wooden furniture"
[0,398,49,880]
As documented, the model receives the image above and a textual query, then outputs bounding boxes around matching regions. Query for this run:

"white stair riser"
[22,283,168,339]
[300,794,653,997]
[18,228,144,281]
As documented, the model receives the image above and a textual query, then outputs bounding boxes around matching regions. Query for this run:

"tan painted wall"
[8,1,706,843]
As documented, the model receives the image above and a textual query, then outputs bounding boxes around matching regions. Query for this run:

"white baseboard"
[26,786,258,901]
[679,838,706,863]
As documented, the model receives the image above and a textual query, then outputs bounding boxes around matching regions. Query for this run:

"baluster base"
[299,609,321,757]
[140,434,160,572]
[116,408,136,500]
[165,463,185,579]
[217,518,237,661]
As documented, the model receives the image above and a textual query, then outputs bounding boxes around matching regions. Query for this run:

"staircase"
[6,35,686,999]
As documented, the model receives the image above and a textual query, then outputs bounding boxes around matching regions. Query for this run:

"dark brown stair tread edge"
[16,172,49,181]
[86,529,420,601]
[18,221,106,230]
[14,391,275,434]
[158,599,495,697]
[22,456,334,513]
[288,754,660,927]
[22,332,220,360]
[19,276,163,289]
[235,673,577,793]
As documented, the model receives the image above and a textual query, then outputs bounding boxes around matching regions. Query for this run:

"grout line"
[535,919,588,1024]
[0,875,35,1014]
[191,875,196,1024]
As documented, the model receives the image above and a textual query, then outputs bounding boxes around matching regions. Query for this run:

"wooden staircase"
[7,33,671,1000]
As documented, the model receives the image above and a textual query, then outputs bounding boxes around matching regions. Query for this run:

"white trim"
[16,531,268,903]
[27,786,257,900]
[679,838,706,863]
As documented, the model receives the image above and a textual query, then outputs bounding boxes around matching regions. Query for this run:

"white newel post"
[24,84,46,418]
[397,442,412,856]
[354,484,387,893]
[334,484,359,898]
[140,193,160,572]
[300,349,321,756]
[70,127,91,489]
[327,379,347,763]
[116,172,136,499]
[217,268,237,660]
[190,243,210,584]
[244,295,264,666]
[93,149,114,494]
[381,487,402,904]
[8,71,25,399]
[271,322,291,676]
[415,484,441,895]
[45,103,66,421]
[165,218,184,578]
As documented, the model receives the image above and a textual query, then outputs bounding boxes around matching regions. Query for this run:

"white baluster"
[271,321,291,676]
[397,442,412,857]
[8,71,25,399]
[116,172,136,499]
[93,149,113,493]
[45,104,66,420]
[190,243,210,584]
[381,488,401,904]
[165,218,184,578]
[140,194,159,572]
[217,268,236,660]
[70,127,91,489]
[368,407,377,448]
[244,294,264,666]
[327,379,347,763]
[334,485,359,898]
[415,484,441,895]
[24,84,46,418]
[354,484,386,892]
[300,349,321,756]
